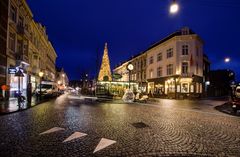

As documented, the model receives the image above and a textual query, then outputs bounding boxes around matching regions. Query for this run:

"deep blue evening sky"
[27,0,240,80]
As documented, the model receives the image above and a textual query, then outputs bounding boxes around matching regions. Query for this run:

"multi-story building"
[0,0,8,88]
[0,0,57,97]
[114,27,210,98]
[114,53,147,92]
[6,0,33,96]
[56,67,69,88]
[28,21,57,91]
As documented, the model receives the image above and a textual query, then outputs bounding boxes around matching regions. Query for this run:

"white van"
[35,81,59,97]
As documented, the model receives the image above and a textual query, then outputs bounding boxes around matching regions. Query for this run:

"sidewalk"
[0,96,48,115]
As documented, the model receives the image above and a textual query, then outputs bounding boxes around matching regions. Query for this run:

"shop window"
[190,85,194,93]
[168,84,175,93]
[181,83,189,93]
[196,82,199,93]
[182,45,189,55]
[200,83,202,93]
[177,85,180,92]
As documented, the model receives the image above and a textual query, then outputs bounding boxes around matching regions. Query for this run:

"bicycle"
[16,91,26,109]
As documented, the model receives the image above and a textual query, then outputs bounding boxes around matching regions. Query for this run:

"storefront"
[147,75,203,98]
[9,70,28,98]
[97,81,138,97]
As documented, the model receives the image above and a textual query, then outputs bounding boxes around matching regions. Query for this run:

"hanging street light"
[224,57,230,63]
[170,0,179,14]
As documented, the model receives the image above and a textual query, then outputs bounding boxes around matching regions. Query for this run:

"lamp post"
[127,63,134,89]
[39,71,44,100]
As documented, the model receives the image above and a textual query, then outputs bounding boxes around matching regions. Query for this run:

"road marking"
[39,127,65,135]
[93,138,116,153]
[63,132,87,143]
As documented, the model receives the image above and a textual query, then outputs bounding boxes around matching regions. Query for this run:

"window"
[157,67,162,77]
[9,32,15,51]
[182,62,188,74]
[18,16,24,27]
[157,53,162,61]
[196,63,199,74]
[167,48,173,58]
[17,40,23,53]
[182,45,188,55]
[149,69,153,78]
[144,59,146,67]
[167,64,173,75]
[10,5,17,22]
[181,83,189,93]
[137,72,140,80]
[149,56,154,64]
[138,61,140,69]
[143,71,146,79]
[196,46,199,56]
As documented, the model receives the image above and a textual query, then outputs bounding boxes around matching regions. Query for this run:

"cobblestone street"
[0,94,239,157]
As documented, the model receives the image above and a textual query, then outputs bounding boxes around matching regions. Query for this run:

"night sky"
[27,0,240,81]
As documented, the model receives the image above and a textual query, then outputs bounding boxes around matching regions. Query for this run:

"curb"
[215,102,240,117]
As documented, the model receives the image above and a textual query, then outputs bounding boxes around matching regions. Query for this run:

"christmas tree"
[98,43,112,81]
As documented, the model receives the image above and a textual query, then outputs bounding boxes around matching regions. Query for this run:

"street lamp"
[127,63,134,89]
[170,0,179,14]
[39,71,44,100]
[224,57,230,63]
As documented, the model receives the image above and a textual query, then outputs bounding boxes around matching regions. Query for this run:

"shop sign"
[112,73,122,79]
[8,68,17,74]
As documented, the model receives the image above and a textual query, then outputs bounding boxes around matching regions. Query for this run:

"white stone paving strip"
[63,132,87,143]
[93,138,116,153]
[39,127,65,135]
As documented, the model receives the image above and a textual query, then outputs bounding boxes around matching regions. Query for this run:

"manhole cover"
[132,122,149,128]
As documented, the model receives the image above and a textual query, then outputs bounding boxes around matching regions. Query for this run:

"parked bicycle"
[15,91,26,108]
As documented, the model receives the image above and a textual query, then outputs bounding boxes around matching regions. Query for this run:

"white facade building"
[114,27,210,98]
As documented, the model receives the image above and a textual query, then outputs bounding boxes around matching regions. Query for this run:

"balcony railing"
[181,72,193,77]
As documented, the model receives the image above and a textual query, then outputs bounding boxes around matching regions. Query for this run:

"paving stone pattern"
[0,96,239,157]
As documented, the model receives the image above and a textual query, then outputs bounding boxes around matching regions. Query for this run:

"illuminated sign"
[8,68,17,74]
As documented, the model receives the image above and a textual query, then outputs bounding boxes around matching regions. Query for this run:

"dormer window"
[181,27,190,35]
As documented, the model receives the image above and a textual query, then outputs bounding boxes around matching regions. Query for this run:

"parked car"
[232,86,240,113]
[35,81,60,97]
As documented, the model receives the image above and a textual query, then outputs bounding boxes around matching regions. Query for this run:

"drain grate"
[132,122,150,129]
